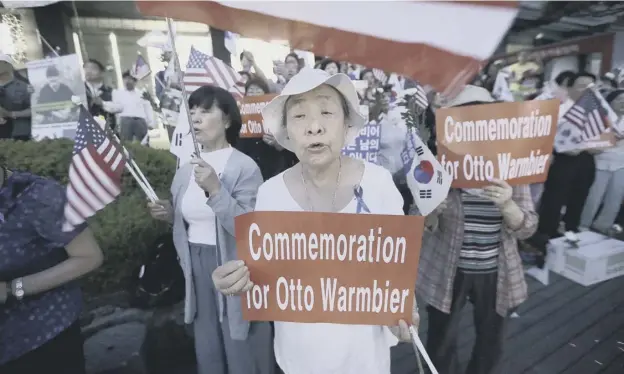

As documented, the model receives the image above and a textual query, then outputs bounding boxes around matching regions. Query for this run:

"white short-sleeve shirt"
[254,160,404,374]
[181,147,233,245]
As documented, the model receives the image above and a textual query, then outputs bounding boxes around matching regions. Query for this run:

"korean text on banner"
[342,121,382,164]
[239,94,276,138]
[436,99,559,188]
[235,211,424,325]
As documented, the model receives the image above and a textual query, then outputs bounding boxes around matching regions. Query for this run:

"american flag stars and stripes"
[563,89,609,140]
[183,46,245,99]
[62,107,125,232]
[372,68,388,84]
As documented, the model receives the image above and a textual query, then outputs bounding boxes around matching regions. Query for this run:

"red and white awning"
[137,1,518,97]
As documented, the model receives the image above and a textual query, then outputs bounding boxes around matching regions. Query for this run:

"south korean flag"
[404,130,452,216]
[170,109,203,168]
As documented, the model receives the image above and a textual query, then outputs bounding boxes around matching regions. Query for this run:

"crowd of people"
[1,43,624,374]
[0,54,157,144]
[144,50,623,374]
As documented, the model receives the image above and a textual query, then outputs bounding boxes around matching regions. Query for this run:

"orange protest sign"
[235,211,424,325]
[239,94,277,138]
[436,99,559,188]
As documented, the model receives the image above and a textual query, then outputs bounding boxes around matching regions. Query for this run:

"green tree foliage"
[0,139,176,295]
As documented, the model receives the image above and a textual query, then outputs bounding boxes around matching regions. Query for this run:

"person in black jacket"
[84,59,120,131]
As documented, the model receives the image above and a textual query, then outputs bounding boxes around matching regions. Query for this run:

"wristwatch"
[11,278,25,301]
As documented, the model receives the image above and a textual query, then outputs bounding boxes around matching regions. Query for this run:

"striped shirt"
[457,191,503,273]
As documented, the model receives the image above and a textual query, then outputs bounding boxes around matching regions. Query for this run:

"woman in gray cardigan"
[148,86,274,374]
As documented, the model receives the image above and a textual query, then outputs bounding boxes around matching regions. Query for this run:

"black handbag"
[129,233,185,309]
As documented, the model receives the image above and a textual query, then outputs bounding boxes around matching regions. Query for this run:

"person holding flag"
[527,72,597,251]
[0,159,104,374]
[148,84,274,374]
[416,86,537,374]
[580,89,624,235]
[209,68,420,374]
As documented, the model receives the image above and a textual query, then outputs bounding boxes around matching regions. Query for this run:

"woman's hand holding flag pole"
[409,325,439,374]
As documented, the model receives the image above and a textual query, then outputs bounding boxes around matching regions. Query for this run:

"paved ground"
[169,273,624,374]
[392,273,624,374]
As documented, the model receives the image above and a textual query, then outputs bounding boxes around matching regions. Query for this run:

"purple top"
[0,171,86,364]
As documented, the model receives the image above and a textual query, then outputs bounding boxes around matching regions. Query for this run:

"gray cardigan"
[170,148,263,340]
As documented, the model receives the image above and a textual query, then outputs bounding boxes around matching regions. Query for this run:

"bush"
[0,139,176,295]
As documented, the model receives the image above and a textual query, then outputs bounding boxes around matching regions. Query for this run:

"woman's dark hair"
[284,52,299,65]
[122,70,136,80]
[85,59,105,72]
[606,89,624,104]
[359,68,373,81]
[245,77,270,95]
[319,59,339,72]
[188,85,243,146]
[281,85,350,128]
[568,71,596,87]
[554,70,576,86]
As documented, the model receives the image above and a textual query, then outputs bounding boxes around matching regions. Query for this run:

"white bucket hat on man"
[444,85,495,108]
[261,67,366,152]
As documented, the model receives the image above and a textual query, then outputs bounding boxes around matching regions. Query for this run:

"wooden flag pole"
[165,18,201,156]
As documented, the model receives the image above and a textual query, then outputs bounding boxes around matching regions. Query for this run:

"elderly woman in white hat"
[210,68,419,374]
[418,85,537,374]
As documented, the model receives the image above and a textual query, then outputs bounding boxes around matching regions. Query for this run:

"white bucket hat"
[261,67,366,152]
[444,85,495,108]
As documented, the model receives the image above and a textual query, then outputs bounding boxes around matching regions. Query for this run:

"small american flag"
[62,106,125,232]
[372,68,387,84]
[414,83,429,110]
[183,46,244,99]
[563,89,609,140]
[130,55,151,80]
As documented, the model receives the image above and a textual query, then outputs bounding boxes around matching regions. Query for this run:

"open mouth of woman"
[307,143,326,151]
